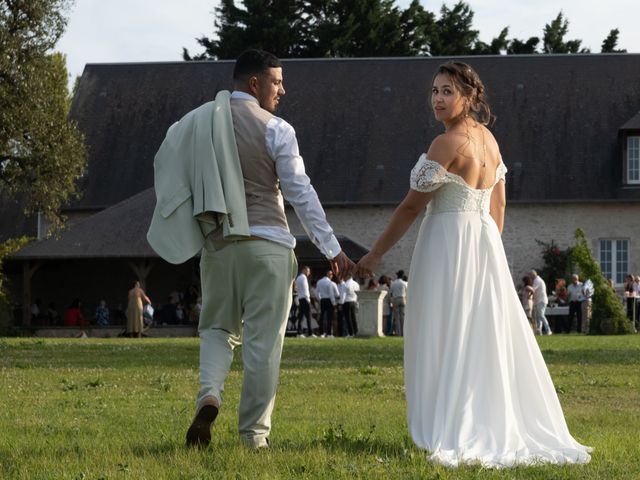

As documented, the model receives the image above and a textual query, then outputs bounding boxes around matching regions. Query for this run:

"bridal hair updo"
[433,61,494,126]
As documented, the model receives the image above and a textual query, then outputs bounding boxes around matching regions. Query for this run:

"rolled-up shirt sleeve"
[266,117,341,259]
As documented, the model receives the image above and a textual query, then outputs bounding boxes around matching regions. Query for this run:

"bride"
[355,61,591,467]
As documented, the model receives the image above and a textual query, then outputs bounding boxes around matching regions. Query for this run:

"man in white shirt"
[390,270,408,336]
[567,274,584,333]
[316,270,339,337]
[530,270,552,335]
[340,274,360,337]
[186,50,354,449]
[295,266,312,337]
[337,278,346,336]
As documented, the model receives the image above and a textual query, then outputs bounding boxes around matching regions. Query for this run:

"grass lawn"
[1,335,639,479]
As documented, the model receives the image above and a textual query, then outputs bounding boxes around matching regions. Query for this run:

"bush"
[535,239,574,294]
[570,229,632,334]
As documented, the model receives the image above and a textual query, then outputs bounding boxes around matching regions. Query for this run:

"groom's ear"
[247,75,259,96]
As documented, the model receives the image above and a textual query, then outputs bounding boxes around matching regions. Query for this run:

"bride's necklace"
[479,127,487,187]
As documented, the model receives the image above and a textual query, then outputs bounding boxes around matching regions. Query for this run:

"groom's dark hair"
[233,49,281,81]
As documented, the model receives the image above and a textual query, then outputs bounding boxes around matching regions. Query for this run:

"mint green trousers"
[197,237,297,447]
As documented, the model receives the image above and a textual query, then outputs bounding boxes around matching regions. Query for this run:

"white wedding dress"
[404,155,592,467]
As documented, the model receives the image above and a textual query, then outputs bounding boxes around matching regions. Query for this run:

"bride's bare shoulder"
[425,133,459,169]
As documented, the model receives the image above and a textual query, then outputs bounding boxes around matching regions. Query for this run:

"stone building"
[3,54,640,325]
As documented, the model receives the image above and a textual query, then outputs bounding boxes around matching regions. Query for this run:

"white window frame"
[599,239,630,286]
[628,136,640,184]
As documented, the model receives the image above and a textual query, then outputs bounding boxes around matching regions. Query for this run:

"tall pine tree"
[542,11,588,53]
[601,28,626,53]
[183,0,310,60]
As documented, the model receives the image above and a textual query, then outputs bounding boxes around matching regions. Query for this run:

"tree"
[601,28,626,53]
[185,0,411,59]
[429,1,479,56]
[507,36,540,54]
[472,27,509,55]
[542,11,588,54]
[398,0,436,56]
[183,0,311,60]
[571,229,632,334]
[535,239,574,294]
[305,0,406,57]
[0,0,86,228]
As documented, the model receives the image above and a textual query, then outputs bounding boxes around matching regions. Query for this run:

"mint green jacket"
[147,90,250,264]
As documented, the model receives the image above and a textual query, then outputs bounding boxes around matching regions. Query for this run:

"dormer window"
[621,111,640,186]
[628,136,640,184]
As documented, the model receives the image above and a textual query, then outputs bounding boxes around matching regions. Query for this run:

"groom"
[182,49,352,448]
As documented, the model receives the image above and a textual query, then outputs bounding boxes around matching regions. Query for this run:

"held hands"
[354,251,382,279]
[330,251,356,279]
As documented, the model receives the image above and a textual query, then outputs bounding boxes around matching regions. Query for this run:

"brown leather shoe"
[186,397,219,447]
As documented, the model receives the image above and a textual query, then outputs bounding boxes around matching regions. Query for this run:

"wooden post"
[128,259,154,289]
[22,261,41,326]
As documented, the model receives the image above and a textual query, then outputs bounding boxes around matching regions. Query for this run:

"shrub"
[570,229,632,334]
[535,239,574,294]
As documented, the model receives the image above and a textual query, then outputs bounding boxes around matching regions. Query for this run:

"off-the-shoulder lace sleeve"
[494,162,508,185]
[410,155,450,192]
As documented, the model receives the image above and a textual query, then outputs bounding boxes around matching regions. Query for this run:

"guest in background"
[295,266,313,337]
[390,270,408,336]
[340,274,360,337]
[317,270,339,338]
[624,274,636,323]
[95,300,110,327]
[554,279,568,306]
[158,296,179,325]
[567,274,584,333]
[519,276,535,334]
[366,277,379,290]
[581,278,594,334]
[308,279,321,337]
[379,275,393,336]
[127,280,151,338]
[31,299,42,323]
[530,270,552,336]
[190,296,202,324]
[47,302,60,326]
[633,275,640,326]
[337,278,346,336]
[176,302,186,324]
[64,298,86,327]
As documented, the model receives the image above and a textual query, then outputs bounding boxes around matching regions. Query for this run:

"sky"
[57,0,640,86]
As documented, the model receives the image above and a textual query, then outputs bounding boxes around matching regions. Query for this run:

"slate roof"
[11,188,157,259]
[621,111,640,130]
[68,54,640,210]
[9,187,368,261]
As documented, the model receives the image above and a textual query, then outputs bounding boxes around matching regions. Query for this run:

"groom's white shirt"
[231,91,340,259]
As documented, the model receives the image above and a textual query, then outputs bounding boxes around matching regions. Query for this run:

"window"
[628,136,640,184]
[599,239,629,285]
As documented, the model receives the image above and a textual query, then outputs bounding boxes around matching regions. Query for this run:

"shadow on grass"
[541,349,640,365]
[130,441,180,457]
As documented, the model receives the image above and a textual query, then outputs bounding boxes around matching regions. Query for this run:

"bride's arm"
[489,179,506,234]
[355,189,434,277]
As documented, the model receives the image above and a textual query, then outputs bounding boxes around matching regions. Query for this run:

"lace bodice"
[410,154,507,214]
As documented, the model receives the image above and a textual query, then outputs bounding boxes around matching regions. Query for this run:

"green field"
[1,335,639,479]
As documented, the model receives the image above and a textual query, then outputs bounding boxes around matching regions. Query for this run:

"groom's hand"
[330,251,355,279]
